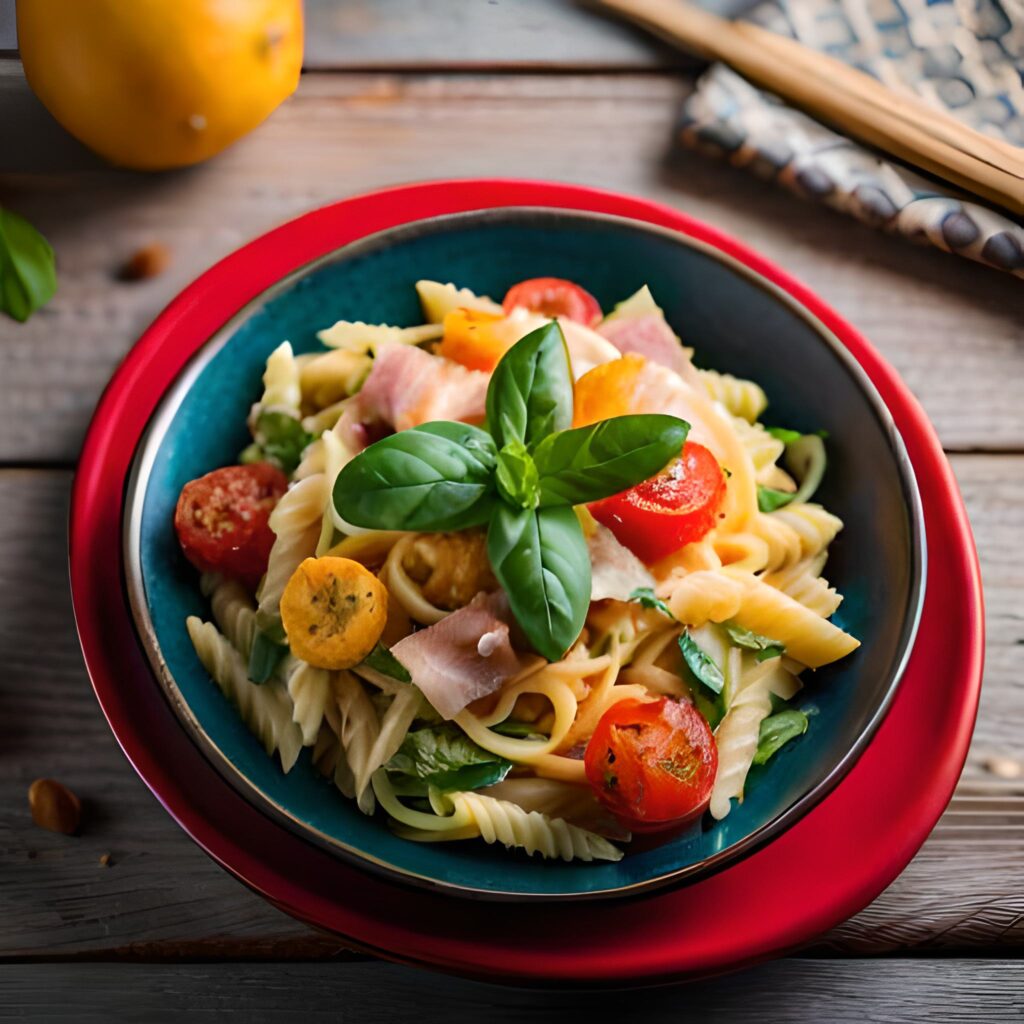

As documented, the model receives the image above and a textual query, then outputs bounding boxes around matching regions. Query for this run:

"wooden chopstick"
[590,0,1024,215]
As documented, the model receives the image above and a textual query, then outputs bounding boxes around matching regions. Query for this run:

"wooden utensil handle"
[591,0,1024,215]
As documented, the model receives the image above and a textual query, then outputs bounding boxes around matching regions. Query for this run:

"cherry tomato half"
[502,277,602,326]
[589,441,726,564]
[584,697,717,832]
[174,463,287,590]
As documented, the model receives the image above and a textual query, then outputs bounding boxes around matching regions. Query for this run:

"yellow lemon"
[17,0,303,170]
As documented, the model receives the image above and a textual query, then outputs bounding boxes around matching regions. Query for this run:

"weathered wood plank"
[2,960,1023,1020]
[0,0,725,70]
[0,458,1019,958]
[304,0,692,70]
[0,68,1021,462]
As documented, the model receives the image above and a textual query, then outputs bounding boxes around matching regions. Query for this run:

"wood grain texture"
[1,68,1022,463]
[0,459,1019,959]
[303,0,691,70]
[2,960,1023,1020]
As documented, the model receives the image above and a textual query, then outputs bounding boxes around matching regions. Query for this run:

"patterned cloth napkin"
[677,0,1024,277]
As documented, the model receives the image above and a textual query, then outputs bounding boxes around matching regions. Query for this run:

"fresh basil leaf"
[724,622,785,662]
[757,485,795,513]
[533,414,689,506]
[386,725,511,793]
[491,718,546,739]
[238,442,264,465]
[766,426,802,445]
[629,587,675,620]
[255,410,315,475]
[487,503,590,662]
[387,775,430,798]
[334,421,497,530]
[753,710,809,765]
[247,629,287,684]
[425,760,513,792]
[494,439,540,509]
[360,643,412,683]
[485,322,572,448]
[678,629,724,695]
[693,690,724,730]
[0,207,57,323]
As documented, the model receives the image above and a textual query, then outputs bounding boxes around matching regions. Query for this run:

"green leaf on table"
[333,421,497,531]
[629,586,675,620]
[487,502,591,662]
[0,207,57,323]
[724,622,785,662]
[485,321,572,448]
[753,709,809,765]
[386,725,511,792]
[533,414,689,506]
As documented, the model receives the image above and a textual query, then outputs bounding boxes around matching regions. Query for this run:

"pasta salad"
[174,276,858,863]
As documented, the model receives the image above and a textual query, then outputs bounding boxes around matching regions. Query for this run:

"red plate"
[70,180,983,984]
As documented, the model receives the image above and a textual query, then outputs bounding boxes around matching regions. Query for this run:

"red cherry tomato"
[502,277,602,326]
[584,697,717,832]
[174,463,287,590]
[589,441,726,564]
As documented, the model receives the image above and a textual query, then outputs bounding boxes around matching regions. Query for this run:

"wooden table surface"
[1,3,1022,1019]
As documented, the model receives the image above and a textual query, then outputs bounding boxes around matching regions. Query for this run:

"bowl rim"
[121,205,927,901]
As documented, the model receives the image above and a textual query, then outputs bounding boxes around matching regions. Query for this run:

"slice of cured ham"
[598,313,697,384]
[340,345,489,449]
[391,592,522,720]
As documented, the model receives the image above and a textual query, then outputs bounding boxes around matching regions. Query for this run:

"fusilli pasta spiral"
[256,474,326,637]
[186,617,303,772]
[699,368,768,422]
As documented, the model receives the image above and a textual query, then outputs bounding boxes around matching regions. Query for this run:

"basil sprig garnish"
[335,421,499,532]
[334,322,690,661]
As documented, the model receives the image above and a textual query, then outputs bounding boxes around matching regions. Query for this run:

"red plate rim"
[69,179,984,985]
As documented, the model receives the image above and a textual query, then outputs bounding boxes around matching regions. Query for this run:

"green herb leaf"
[487,503,591,662]
[532,414,689,506]
[491,718,546,739]
[425,761,513,792]
[629,586,675,619]
[678,629,724,695]
[360,643,412,683]
[386,725,512,792]
[334,421,497,531]
[724,622,785,662]
[766,426,802,445]
[485,322,572,448]
[247,629,288,684]
[0,208,57,323]
[693,690,724,730]
[753,710,809,765]
[494,439,540,509]
[757,485,795,513]
[239,442,264,465]
[255,410,316,475]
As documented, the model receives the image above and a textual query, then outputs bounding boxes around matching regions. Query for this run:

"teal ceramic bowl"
[124,208,925,900]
